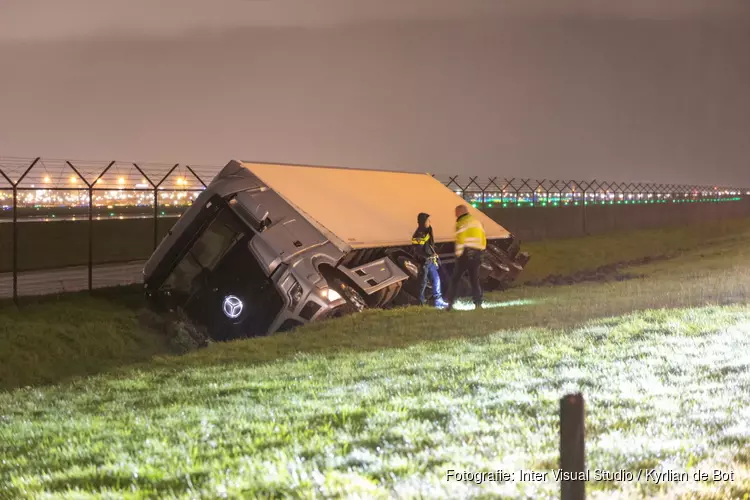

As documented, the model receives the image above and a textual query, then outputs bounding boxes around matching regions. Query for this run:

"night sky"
[1,0,748,185]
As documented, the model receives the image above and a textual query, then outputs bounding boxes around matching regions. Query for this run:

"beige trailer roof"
[241,162,511,249]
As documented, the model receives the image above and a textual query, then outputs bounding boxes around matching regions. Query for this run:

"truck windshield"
[161,209,244,294]
[153,202,284,340]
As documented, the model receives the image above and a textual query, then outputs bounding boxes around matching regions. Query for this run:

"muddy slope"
[525,255,673,287]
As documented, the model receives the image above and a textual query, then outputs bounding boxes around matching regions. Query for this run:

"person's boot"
[434,298,449,309]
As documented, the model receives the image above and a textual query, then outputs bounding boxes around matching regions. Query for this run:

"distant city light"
[0,189,202,211]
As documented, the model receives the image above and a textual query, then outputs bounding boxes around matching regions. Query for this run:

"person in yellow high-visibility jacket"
[446,204,486,311]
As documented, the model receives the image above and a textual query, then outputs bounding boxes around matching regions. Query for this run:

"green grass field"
[3,220,750,498]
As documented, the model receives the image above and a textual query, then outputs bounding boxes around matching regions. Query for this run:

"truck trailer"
[143,161,530,341]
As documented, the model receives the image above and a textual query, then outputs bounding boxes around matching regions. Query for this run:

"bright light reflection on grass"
[451,298,538,311]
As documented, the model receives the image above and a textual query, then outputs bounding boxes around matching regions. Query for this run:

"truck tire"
[365,281,403,309]
[396,255,421,280]
[380,281,403,306]
[330,276,367,314]
[327,302,359,319]
[395,255,422,304]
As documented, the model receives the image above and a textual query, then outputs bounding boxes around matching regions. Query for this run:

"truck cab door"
[259,218,328,260]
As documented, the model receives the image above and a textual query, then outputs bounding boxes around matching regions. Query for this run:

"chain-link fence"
[1,156,748,301]
[433,175,749,208]
[0,157,215,301]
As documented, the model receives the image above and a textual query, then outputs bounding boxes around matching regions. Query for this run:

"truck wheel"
[395,255,424,299]
[330,277,367,314]
[328,302,359,318]
[365,281,402,309]
[396,256,420,279]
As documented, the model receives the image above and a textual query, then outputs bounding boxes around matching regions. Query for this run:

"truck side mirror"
[250,204,270,231]
[251,204,270,224]
[232,192,270,230]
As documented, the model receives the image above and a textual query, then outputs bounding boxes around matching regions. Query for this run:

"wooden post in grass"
[560,392,585,500]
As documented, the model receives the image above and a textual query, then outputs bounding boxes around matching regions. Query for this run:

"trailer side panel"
[242,162,511,249]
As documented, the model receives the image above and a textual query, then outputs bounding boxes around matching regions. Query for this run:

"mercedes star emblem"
[222,295,243,319]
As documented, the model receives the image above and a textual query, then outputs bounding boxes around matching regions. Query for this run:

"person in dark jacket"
[411,213,448,308]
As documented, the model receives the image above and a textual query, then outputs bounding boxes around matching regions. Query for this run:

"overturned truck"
[143,161,530,340]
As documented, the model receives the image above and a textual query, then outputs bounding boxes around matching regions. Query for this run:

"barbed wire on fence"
[1,157,748,213]
[431,174,749,196]
[0,157,215,214]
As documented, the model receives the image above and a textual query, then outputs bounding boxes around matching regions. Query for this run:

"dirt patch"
[526,254,673,287]
[137,308,212,353]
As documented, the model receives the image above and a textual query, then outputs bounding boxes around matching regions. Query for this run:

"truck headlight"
[288,278,303,310]
[325,288,342,302]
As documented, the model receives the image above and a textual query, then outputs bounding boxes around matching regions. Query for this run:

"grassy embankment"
[3,218,749,391]
[2,219,750,497]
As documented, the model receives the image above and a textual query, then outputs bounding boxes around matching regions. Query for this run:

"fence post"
[581,187,587,235]
[66,161,94,293]
[86,160,116,293]
[0,166,15,302]
[560,393,585,500]
[153,188,159,250]
[88,186,93,292]
[12,186,18,304]
[10,157,40,303]
[153,163,179,250]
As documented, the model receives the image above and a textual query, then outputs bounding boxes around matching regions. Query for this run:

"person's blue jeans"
[419,260,443,305]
